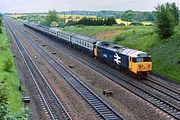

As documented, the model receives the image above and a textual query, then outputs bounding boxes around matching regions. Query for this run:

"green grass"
[112,26,159,52]
[62,25,127,37]
[0,27,23,113]
[64,25,180,82]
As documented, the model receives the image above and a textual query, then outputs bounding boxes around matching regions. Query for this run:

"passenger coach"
[71,35,98,56]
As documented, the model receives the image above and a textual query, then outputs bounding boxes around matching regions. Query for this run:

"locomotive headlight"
[138,64,142,68]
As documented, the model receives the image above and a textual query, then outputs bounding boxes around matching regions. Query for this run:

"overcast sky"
[0,0,179,13]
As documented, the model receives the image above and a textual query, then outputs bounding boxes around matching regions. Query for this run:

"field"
[0,27,24,115]
[63,25,180,82]
[10,14,153,26]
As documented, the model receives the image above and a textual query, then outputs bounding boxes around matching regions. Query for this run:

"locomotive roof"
[73,34,98,43]
[98,42,150,57]
[121,48,149,57]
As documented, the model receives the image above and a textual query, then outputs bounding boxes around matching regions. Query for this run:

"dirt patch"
[93,30,122,41]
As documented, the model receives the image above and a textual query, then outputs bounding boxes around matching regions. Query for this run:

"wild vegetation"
[0,16,29,119]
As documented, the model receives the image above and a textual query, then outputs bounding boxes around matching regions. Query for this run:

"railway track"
[5,18,72,120]
[10,19,180,119]
[142,77,180,105]
[7,18,123,120]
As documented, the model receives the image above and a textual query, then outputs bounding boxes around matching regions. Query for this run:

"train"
[23,22,152,78]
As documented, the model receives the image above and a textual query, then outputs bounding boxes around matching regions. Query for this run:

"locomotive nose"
[138,63,152,71]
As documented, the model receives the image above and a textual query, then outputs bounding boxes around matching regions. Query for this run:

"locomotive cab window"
[134,57,152,62]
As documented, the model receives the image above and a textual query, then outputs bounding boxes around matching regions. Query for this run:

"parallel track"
[8,18,123,120]
[5,18,72,120]
[12,19,180,119]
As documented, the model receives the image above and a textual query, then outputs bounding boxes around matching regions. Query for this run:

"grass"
[62,25,129,37]
[112,26,159,52]
[0,27,23,113]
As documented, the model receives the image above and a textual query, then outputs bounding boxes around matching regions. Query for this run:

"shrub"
[3,58,13,72]
[129,22,143,26]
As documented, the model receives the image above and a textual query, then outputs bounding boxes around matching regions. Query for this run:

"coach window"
[85,42,86,47]
[87,43,89,48]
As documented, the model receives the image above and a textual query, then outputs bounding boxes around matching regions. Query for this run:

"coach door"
[129,56,132,70]
[94,45,98,57]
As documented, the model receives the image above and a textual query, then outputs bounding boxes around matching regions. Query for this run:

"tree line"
[121,10,155,22]
[77,17,117,26]
[59,10,155,22]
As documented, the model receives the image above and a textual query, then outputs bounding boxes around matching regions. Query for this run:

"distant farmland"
[10,14,153,26]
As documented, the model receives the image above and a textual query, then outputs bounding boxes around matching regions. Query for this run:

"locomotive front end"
[129,52,152,76]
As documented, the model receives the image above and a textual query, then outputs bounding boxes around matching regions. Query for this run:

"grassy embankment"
[62,26,123,41]
[63,25,180,82]
[0,26,25,116]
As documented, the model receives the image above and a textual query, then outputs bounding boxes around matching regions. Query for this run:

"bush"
[129,22,143,26]
[3,58,13,72]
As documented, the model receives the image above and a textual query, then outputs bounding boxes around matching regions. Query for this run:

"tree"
[170,3,179,25]
[144,12,154,21]
[155,3,176,39]
[45,10,64,27]
[122,10,136,22]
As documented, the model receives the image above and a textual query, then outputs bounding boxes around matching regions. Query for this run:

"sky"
[0,0,179,13]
